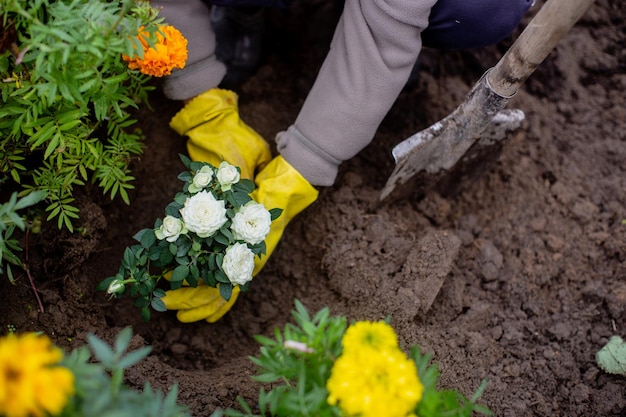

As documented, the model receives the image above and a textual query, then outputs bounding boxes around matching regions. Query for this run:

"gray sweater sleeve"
[151,0,226,100]
[277,0,437,186]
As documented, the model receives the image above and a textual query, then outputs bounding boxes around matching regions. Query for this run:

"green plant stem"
[25,227,44,313]
[110,367,124,396]
[104,0,133,38]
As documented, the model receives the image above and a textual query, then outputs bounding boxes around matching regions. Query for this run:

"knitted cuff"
[162,57,227,101]
[276,125,341,187]
[152,0,227,100]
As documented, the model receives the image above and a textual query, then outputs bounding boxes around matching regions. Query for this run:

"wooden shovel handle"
[487,0,595,98]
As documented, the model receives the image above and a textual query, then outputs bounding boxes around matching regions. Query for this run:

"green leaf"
[141,306,151,322]
[188,264,199,287]
[134,297,150,308]
[97,276,117,292]
[148,245,162,261]
[270,208,283,221]
[202,270,217,287]
[14,190,47,210]
[158,246,174,265]
[171,264,189,283]
[122,247,136,269]
[189,161,205,172]
[219,225,234,241]
[234,179,255,194]
[87,334,115,366]
[59,119,82,131]
[138,281,153,297]
[250,241,266,256]
[114,327,133,355]
[219,283,233,301]
[177,171,192,182]
[179,153,192,169]
[224,192,239,209]
[215,268,229,284]
[176,239,192,258]
[118,346,153,369]
[140,229,156,249]
[6,265,15,285]
[231,191,252,207]
[596,336,626,375]
[165,202,182,217]
[28,121,56,149]
[133,228,151,243]
[214,232,230,246]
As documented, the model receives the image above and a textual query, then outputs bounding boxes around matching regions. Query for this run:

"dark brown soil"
[1,1,625,415]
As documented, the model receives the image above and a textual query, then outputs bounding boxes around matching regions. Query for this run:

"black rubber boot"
[210,6,265,89]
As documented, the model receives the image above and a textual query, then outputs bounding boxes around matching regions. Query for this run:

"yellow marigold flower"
[341,321,399,355]
[327,347,423,417]
[123,25,188,77]
[328,322,422,417]
[0,333,75,417]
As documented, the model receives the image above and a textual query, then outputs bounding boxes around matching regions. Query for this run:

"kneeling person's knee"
[422,0,534,49]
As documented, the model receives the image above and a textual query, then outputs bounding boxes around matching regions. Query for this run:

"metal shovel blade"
[379,0,595,201]
[379,72,524,200]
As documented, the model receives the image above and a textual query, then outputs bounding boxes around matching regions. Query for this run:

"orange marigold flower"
[123,25,188,77]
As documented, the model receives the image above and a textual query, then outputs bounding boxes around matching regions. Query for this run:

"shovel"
[379,0,595,201]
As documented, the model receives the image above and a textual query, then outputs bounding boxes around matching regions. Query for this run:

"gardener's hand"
[170,88,271,180]
[162,284,241,323]
[161,157,318,323]
[249,155,318,275]
[162,89,318,323]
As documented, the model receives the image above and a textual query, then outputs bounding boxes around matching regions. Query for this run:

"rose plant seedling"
[98,154,281,321]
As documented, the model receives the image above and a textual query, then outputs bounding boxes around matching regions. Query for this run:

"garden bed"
[1,0,625,415]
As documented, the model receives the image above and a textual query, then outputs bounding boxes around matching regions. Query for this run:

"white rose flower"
[222,243,255,286]
[188,165,214,193]
[180,190,228,238]
[231,201,272,245]
[155,215,187,242]
[216,161,240,191]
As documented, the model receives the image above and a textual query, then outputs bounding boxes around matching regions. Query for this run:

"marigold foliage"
[0,0,179,233]
[123,25,188,77]
[212,302,492,417]
[0,328,192,417]
[0,332,75,417]
[0,190,46,281]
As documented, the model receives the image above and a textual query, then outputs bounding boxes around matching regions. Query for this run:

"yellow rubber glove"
[161,156,319,323]
[162,89,318,323]
[250,156,319,275]
[169,88,271,180]
[162,88,271,323]
[164,285,241,323]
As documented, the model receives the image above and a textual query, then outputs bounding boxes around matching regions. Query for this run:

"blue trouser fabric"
[423,0,534,49]
[206,0,534,49]
[208,0,295,8]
